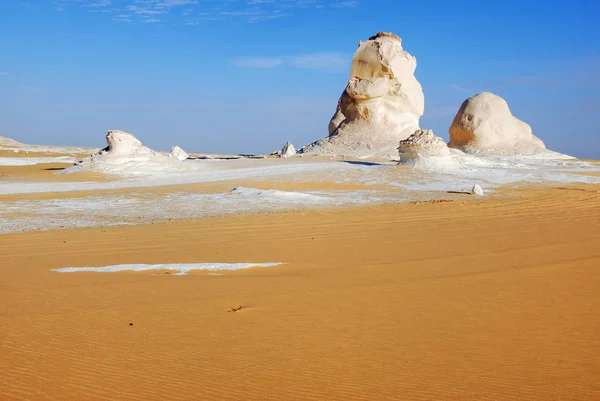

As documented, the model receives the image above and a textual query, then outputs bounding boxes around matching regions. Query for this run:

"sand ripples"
[1,187,600,400]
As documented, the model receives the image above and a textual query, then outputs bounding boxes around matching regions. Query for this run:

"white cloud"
[232,58,283,68]
[233,52,348,71]
[52,0,356,24]
[450,83,472,95]
[0,72,9,76]
[86,0,112,7]
[288,52,347,70]
[330,0,358,7]
[155,0,199,6]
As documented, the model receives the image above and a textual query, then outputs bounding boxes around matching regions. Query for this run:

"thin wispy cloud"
[450,83,473,95]
[233,58,284,68]
[288,52,347,70]
[0,72,9,76]
[232,52,348,71]
[50,0,359,24]
[86,0,112,7]
[330,1,358,7]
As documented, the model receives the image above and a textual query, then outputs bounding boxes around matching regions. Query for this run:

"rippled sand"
[1,184,599,400]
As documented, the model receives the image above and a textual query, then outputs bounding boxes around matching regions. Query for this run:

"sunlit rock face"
[105,130,145,155]
[302,32,425,159]
[448,92,546,154]
[398,129,455,169]
[170,145,189,161]
[63,130,186,176]
[280,141,296,158]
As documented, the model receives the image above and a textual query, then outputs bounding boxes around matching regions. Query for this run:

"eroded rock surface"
[303,32,424,159]
[449,92,545,154]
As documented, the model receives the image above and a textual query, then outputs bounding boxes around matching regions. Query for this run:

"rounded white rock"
[449,92,546,154]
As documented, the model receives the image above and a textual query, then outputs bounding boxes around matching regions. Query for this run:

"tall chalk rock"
[302,32,424,159]
[448,92,545,154]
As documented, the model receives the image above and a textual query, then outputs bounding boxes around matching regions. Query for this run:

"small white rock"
[471,184,484,196]
[169,145,189,161]
[281,141,296,158]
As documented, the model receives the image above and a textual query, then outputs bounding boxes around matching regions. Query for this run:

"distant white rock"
[0,136,23,147]
[398,129,456,169]
[471,184,484,196]
[302,32,425,159]
[449,92,546,154]
[105,130,144,155]
[280,141,296,158]
[63,130,187,176]
[169,145,189,161]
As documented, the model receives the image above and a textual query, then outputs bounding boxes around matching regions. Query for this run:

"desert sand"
[2,178,599,400]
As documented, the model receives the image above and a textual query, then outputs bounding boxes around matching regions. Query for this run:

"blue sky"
[1,0,599,158]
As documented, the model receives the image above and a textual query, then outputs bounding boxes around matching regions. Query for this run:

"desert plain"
[1,145,600,401]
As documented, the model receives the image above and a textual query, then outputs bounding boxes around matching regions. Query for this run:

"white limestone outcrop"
[0,136,23,147]
[302,32,425,159]
[471,184,484,196]
[280,141,296,158]
[398,129,455,168]
[448,92,546,154]
[170,145,189,161]
[104,130,144,155]
[63,130,186,176]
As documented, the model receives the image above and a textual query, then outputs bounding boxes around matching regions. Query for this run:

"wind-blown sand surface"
[1,184,600,400]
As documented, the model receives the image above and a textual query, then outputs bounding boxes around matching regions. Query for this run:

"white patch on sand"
[0,156,76,166]
[1,152,598,234]
[52,262,284,275]
[0,188,402,233]
[229,186,326,201]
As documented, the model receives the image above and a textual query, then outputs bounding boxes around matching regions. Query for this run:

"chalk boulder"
[398,129,455,168]
[281,142,296,158]
[302,32,424,159]
[448,92,545,154]
[170,145,189,161]
[471,184,484,196]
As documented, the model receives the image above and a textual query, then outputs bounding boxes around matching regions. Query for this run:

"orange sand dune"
[1,186,600,400]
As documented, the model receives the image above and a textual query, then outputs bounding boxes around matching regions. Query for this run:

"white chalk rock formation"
[471,184,484,196]
[104,130,144,155]
[302,32,424,159]
[0,136,23,147]
[449,92,546,154]
[280,141,296,158]
[398,130,453,169]
[63,130,186,176]
[169,145,189,161]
